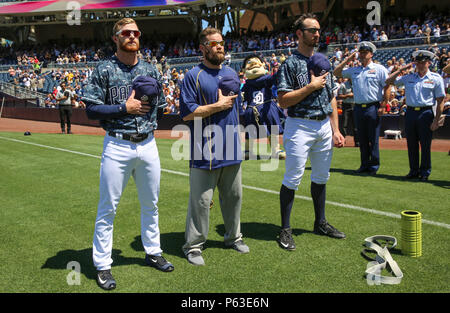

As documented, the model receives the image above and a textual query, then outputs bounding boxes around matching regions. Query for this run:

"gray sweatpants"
[182,163,243,255]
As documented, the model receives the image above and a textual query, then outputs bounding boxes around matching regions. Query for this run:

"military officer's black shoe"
[419,175,429,182]
[355,167,368,174]
[404,172,419,180]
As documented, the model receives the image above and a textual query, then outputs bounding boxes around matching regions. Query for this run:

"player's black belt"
[108,132,150,143]
[355,101,379,108]
[300,114,328,121]
[407,106,432,111]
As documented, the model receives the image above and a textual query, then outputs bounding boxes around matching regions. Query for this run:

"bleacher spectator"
[44,94,54,108]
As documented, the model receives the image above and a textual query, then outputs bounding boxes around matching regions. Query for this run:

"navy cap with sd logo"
[218,75,241,96]
[132,75,161,106]
[307,52,331,77]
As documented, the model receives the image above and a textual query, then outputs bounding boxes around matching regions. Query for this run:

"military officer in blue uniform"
[334,41,390,175]
[385,50,446,181]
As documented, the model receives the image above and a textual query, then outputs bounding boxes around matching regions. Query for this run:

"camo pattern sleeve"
[276,51,334,118]
[82,56,166,134]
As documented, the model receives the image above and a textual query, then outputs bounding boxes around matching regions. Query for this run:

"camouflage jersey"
[276,50,335,119]
[82,55,166,134]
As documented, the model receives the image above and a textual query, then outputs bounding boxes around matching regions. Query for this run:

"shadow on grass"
[41,248,145,280]
[123,221,313,259]
[130,233,186,258]
[307,166,450,189]
[131,233,230,257]
[215,222,313,241]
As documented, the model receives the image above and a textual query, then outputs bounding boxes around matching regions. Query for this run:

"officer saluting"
[334,41,390,175]
[385,50,446,181]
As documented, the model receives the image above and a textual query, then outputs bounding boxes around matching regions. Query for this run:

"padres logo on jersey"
[252,91,264,105]
[109,85,132,104]
[296,72,309,88]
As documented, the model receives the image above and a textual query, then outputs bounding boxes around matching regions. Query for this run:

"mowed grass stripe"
[1,135,449,230]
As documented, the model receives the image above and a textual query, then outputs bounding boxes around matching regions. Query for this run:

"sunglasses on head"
[301,28,321,34]
[116,29,141,38]
[203,40,225,47]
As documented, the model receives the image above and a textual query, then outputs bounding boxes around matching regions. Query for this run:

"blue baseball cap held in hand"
[218,75,240,96]
[132,75,161,106]
[307,53,331,77]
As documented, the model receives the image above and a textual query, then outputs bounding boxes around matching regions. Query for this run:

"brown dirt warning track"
[0,117,449,152]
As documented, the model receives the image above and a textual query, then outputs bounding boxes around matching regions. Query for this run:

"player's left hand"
[333,132,345,148]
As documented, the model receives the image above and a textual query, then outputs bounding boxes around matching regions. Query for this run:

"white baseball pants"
[282,116,333,190]
[93,134,162,271]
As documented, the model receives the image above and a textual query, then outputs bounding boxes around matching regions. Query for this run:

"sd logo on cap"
[307,52,331,77]
[218,75,240,97]
[132,76,161,106]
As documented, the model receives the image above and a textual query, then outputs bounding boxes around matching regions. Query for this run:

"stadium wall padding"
[2,106,450,140]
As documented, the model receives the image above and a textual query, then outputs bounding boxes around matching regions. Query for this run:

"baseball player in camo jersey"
[276,13,346,251]
[82,18,173,291]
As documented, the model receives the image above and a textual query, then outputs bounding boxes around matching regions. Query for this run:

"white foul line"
[1,135,449,230]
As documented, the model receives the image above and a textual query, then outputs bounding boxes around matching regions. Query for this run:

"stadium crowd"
[1,8,449,116]
[1,8,449,65]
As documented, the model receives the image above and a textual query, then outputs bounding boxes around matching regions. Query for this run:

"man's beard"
[205,49,225,66]
[303,37,319,48]
[119,39,139,52]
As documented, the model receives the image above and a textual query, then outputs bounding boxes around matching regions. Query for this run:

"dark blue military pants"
[405,107,433,178]
[353,103,380,172]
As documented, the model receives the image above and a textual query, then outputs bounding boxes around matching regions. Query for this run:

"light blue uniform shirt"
[394,71,445,107]
[342,62,389,104]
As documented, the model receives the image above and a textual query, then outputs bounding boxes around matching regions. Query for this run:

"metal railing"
[45,61,99,69]
[0,81,47,107]
[326,34,450,54]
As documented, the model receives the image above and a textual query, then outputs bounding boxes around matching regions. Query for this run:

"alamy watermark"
[66,261,81,286]
[366,1,381,26]
[66,1,81,26]
[170,118,282,172]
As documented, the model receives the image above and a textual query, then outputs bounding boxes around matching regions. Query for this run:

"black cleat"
[419,175,429,182]
[277,228,296,251]
[96,270,116,290]
[404,172,419,180]
[145,254,174,272]
[314,220,346,239]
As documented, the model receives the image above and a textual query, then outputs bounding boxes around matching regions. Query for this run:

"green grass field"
[0,131,449,293]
